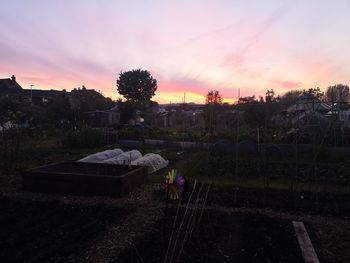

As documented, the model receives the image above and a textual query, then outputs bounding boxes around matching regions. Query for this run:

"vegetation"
[0,86,114,127]
[117,69,157,102]
[62,128,110,148]
[303,87,324,99]
[325,84,350,103]
[153,149,350,193]
[279,90,303,107]
[205,90,223,136]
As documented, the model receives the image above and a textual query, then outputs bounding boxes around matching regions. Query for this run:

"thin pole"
[235,88,240,179]
[167,180,197,263]
[182,92,186,150]
[294,98,299,192]
[30,84,34,105]
[165,178,170,216]
[257,127,260,152]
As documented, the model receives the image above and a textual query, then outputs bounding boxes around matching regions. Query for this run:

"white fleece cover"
[78,148,123,163]
[131,153,169,173]
[102,150,142,165]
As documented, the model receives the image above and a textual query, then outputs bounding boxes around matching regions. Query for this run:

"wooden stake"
[292,221,320,263]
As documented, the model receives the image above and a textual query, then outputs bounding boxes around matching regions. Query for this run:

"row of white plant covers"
[131,153,169,173]
[78,148,169,173]
[102,150,142,165]
[78,149,124,163]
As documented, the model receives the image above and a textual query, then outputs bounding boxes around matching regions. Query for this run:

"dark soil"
[207,186,350,217]
[0,196,132,263]
[118,209,303,263]
[154,184,350,217]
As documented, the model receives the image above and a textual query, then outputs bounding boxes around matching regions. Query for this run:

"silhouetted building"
[84,106,120,127]
[0,75,23,94]
[156,111,176,127]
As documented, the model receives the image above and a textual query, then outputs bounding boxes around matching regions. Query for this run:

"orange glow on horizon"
[4,68,344,106]
[15,72,238,104]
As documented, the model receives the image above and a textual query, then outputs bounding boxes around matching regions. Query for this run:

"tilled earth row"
[1,183,349,262]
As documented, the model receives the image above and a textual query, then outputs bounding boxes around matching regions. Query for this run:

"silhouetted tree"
[325,84,350,103]
[44,93,72,122]
[238,95,256,104]
[303,87,324,100]
[117,69,157,102]
[205,90,223,135]
[265,89,275,103]
[240,100,265,127]
[206,90,222,104]
[280,90,303,107]
[117,99,135,124]
[240,96,280,132]
[70,86,114,120]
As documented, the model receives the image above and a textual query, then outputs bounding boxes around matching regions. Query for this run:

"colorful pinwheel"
[165,169,185,200]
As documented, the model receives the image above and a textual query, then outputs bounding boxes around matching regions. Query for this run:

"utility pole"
[30,84,34,105]
[257,127,260,152]
[235,88,240,179]
[182,92,186,151]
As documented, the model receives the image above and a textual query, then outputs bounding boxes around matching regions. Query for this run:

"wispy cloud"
[224,3,295,69]
[0,0,349,103]
[184,24,237,45]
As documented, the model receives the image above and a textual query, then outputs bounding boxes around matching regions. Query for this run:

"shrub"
[62,128,105,148]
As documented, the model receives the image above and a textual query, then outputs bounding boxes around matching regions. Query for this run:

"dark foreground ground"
[119,209,303,263]
[0,197,131,262]
[0,182,349,262]
[207,186,350,217]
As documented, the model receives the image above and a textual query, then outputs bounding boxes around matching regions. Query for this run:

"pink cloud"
[272,79,301,92]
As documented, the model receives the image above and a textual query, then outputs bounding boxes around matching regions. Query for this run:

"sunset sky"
[1,0,350,103]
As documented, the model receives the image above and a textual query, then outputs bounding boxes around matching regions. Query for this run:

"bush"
[62,128,105,148]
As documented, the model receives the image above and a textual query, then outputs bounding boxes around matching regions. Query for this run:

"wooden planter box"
[22,161,148,197]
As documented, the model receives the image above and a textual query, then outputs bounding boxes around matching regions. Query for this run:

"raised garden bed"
[22,161,148,197]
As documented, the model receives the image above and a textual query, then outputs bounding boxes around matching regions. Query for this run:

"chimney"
[11,75,16,82]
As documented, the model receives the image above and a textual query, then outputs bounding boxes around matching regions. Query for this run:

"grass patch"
[148,148,350,194]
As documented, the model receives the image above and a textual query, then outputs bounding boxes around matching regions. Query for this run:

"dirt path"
[84,184,164,263]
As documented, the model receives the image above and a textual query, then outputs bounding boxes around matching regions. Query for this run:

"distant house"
[84,105,120,127]
[156,110,176,127]
[274,93,350,142]
[285,94,331,116]
[338,108,350,128]
[28,89,62,106]
[277,94,332,127]
[31,94,50,105]
[155,103,206,128]
[0,75,54,105]
[0,75,23,94]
